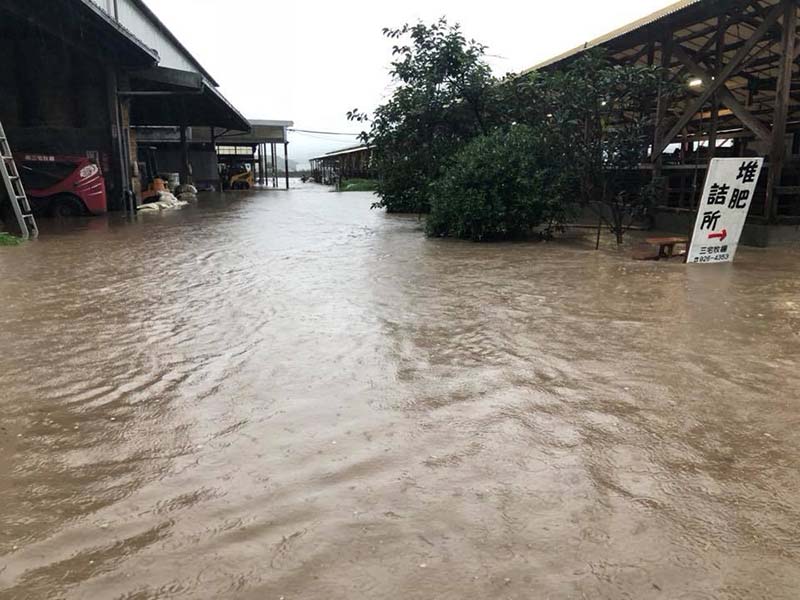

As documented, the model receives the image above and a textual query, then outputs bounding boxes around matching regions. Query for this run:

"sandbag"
[174,184,198,195]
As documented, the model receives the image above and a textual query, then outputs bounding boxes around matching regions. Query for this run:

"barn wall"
[0,30,118,196]
[89,0,202,74]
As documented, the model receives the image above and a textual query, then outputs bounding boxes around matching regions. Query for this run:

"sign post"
[687,158,764,264]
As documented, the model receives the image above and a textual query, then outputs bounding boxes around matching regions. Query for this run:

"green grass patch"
[0,232,22,246]
[340,178,379,192]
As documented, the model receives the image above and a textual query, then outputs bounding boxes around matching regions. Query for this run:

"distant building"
[310,145,372,184]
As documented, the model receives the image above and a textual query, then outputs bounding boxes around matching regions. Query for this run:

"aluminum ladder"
[0,120,38,239]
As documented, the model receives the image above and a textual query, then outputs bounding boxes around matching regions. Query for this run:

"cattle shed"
[0,0,256,215]
[526,0,800,244]
[310,145,372,184]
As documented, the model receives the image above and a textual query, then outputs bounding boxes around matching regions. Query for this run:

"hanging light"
[688,78,703,88]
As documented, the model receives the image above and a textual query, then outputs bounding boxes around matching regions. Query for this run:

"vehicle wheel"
[51,195,86,217]
[232,181,249,190]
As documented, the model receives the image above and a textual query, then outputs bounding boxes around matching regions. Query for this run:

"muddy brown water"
[1,181,799,599]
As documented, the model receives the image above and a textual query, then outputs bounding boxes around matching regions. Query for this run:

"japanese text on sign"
[687,158,764,264]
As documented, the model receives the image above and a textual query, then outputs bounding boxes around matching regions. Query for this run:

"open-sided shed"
[310,145,372,184]
[526,0,800,229]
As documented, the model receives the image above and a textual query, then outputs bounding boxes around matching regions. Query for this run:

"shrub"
[426,125,577,241]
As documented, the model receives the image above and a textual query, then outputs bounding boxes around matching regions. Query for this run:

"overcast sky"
[147,0,669,167]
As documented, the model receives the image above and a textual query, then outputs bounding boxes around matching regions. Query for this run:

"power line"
[290,131,360,143]
[289,128,362,136]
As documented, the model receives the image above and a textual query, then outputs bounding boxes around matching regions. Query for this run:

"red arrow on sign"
[708,229,727,241]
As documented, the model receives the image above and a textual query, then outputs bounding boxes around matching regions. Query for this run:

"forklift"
[137,145,168,202]
[220,162,254,190]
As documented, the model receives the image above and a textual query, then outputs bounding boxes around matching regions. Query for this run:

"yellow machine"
[139,146,168,202]
[224,164,254,190]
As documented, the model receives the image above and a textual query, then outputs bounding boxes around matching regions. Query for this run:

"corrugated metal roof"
[78,0,160,65]
[127,0,220,86]
[521,0,702,74]
[324,145,369,158]
[250,119,295,128]
[310,145,369,161]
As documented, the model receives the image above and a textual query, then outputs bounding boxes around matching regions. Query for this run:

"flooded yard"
[1,182,799,599]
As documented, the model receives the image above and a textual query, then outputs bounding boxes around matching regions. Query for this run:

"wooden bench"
[645,236,689,260]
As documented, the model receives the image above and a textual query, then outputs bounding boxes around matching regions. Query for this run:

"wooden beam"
[709,17,724,159]
[669,0,771,46]
[766,0,797,221]
[794,29,800,61]
[653,2,784,159]
[652,35,673,176]
[671,44,772,141]
[663,30,722,86]
[129,66,203,91]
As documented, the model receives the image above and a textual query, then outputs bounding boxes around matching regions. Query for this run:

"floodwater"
[1,181,799,599]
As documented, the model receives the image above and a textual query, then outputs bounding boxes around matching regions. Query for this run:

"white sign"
[687,157,764,264]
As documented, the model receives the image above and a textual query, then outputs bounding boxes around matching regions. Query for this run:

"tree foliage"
[497,51,674,243]
[351,24,674,243]
[348,19,495,213]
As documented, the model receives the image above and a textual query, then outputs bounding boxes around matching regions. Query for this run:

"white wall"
[89,0,201,75]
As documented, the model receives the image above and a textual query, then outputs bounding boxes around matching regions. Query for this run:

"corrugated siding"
[88,0,198,74]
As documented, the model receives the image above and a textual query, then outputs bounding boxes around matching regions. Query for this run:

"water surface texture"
[1,183,799,599]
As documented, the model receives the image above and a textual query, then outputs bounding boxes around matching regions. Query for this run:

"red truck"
[17,154,107,216]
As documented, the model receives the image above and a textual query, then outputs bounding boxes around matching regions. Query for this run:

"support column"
[709,18,725,160]
[179,125,192,186]
[106,66,128,212]
[211,127,221,193]
[270,143,277,187]
[766,0,797,221]
[261,143,267,185]
[652,36,673,180]
[284,141,290,189]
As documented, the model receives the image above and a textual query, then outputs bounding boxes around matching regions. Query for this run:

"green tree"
[348,19,496,213]
[427,125,577,241]
[499,51,673,243]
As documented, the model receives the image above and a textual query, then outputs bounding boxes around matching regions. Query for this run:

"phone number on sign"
[692,254,731,263]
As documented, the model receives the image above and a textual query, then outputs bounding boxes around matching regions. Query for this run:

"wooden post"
[652,36,672,180]
[766,0,796,222]
[709,18,725,160]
